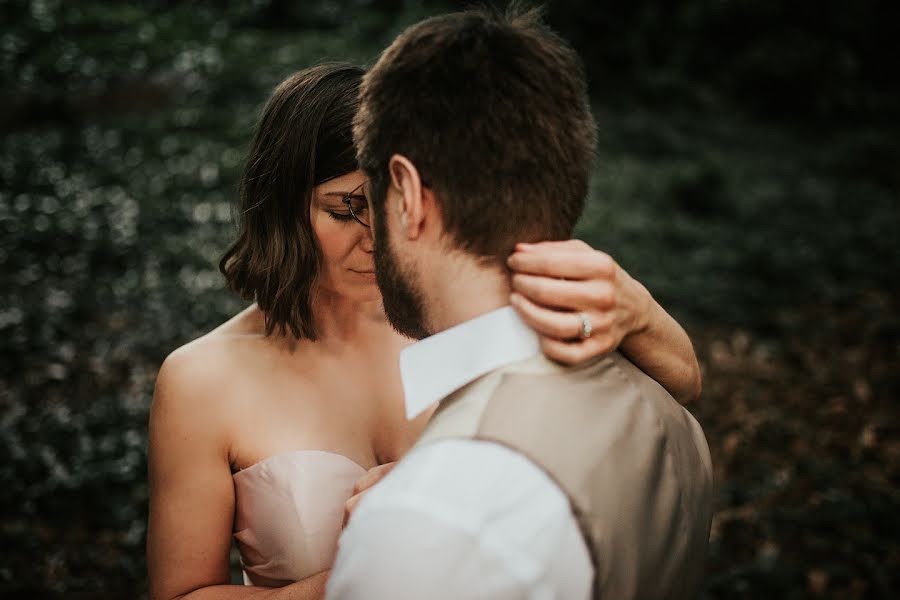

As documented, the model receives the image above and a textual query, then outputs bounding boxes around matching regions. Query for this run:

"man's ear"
[388,154,426,240]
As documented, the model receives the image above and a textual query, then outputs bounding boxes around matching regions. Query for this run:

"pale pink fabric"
[232,450,366,586]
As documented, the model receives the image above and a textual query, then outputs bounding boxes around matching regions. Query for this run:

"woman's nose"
[359,225,374,253]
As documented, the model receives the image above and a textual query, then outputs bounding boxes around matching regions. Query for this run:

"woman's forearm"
[618,280,701,404]
[168,571,330,600]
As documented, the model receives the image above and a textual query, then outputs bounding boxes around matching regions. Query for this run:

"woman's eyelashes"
[327,211,355,222]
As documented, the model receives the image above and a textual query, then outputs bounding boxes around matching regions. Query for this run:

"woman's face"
[310,170,379,300]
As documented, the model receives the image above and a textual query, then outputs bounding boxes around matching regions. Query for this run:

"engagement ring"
[579,313,592,339]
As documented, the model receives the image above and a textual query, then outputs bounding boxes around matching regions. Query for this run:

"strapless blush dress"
[232,450,367,586]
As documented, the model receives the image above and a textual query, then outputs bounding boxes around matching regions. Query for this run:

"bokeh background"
[2,1,898,598]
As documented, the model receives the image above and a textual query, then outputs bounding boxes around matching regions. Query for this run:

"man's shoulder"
[480,351,708,457]
[499,351,688,418]
[420,351,697,448]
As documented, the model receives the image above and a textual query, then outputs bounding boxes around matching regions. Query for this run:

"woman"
[147,64,700,600]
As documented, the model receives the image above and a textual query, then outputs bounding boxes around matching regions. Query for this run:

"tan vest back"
[416,352,714,600]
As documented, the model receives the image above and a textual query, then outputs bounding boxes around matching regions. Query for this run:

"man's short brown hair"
[355,7,597,264]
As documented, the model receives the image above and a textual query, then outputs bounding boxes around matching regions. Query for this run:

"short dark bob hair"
[220,63,364,340]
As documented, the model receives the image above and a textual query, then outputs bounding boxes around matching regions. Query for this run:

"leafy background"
[1,1,897,598]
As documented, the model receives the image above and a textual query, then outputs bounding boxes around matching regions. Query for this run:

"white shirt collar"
[400,306,541,419]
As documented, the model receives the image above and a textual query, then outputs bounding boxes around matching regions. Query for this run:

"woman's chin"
[318,278,382,303]
[352,282,384,302]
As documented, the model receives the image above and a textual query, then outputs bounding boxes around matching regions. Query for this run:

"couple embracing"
[148,7,713,600]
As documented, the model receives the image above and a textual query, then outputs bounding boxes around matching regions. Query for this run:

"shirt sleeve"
[326,507,537,599]
[326,438,592,600]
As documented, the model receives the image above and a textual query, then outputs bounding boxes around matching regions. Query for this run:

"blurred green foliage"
[1,1,897,598]
[547,0,900,122]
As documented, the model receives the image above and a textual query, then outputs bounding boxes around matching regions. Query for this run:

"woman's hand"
[508,240,650,363]
[343,462,397,528]
[507,239,701,404]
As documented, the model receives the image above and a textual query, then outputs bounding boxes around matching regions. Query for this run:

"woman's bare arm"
[507,240,701,404]
[147,347,330,600]
[617,280,702,404]
[158,574,329,600]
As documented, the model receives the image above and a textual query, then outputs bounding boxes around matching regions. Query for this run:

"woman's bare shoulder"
[157,336,228,391]
[157,305,266,395]
[151,321,267,434]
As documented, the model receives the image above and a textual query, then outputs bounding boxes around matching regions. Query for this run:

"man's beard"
[373,207,431,340]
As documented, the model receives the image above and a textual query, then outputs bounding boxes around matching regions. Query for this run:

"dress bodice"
[232,450,367,586]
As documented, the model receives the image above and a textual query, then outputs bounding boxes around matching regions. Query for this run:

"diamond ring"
[578,313,592,339]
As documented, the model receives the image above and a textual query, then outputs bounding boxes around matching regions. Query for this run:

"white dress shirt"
[327,307,593,600]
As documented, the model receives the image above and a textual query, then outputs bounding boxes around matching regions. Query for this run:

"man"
[327,7,713,599]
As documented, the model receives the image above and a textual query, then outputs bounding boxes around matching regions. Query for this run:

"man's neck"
[423,253,512,334]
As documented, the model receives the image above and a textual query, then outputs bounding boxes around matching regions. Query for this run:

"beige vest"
[416,351,714,600]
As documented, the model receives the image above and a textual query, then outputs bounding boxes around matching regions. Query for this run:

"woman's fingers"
[511,273,615,311]
[351,462,396,496]
[511,292,583,339]
[508,241,615,280]
[343,493,362,529]
[539,335,617,365]
[515,239,592,253]
[344,462,397,528]
[511,289,619,357]
[509,239,653,366]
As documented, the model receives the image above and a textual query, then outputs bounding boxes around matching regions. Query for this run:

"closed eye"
[327,211,355,221]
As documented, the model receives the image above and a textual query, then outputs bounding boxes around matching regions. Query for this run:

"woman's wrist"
[620,267,653,338]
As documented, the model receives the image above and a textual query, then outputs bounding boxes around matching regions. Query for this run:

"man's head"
[356,7,597,338]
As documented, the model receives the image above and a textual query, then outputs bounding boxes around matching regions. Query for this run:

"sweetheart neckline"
[233,449,369,478]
